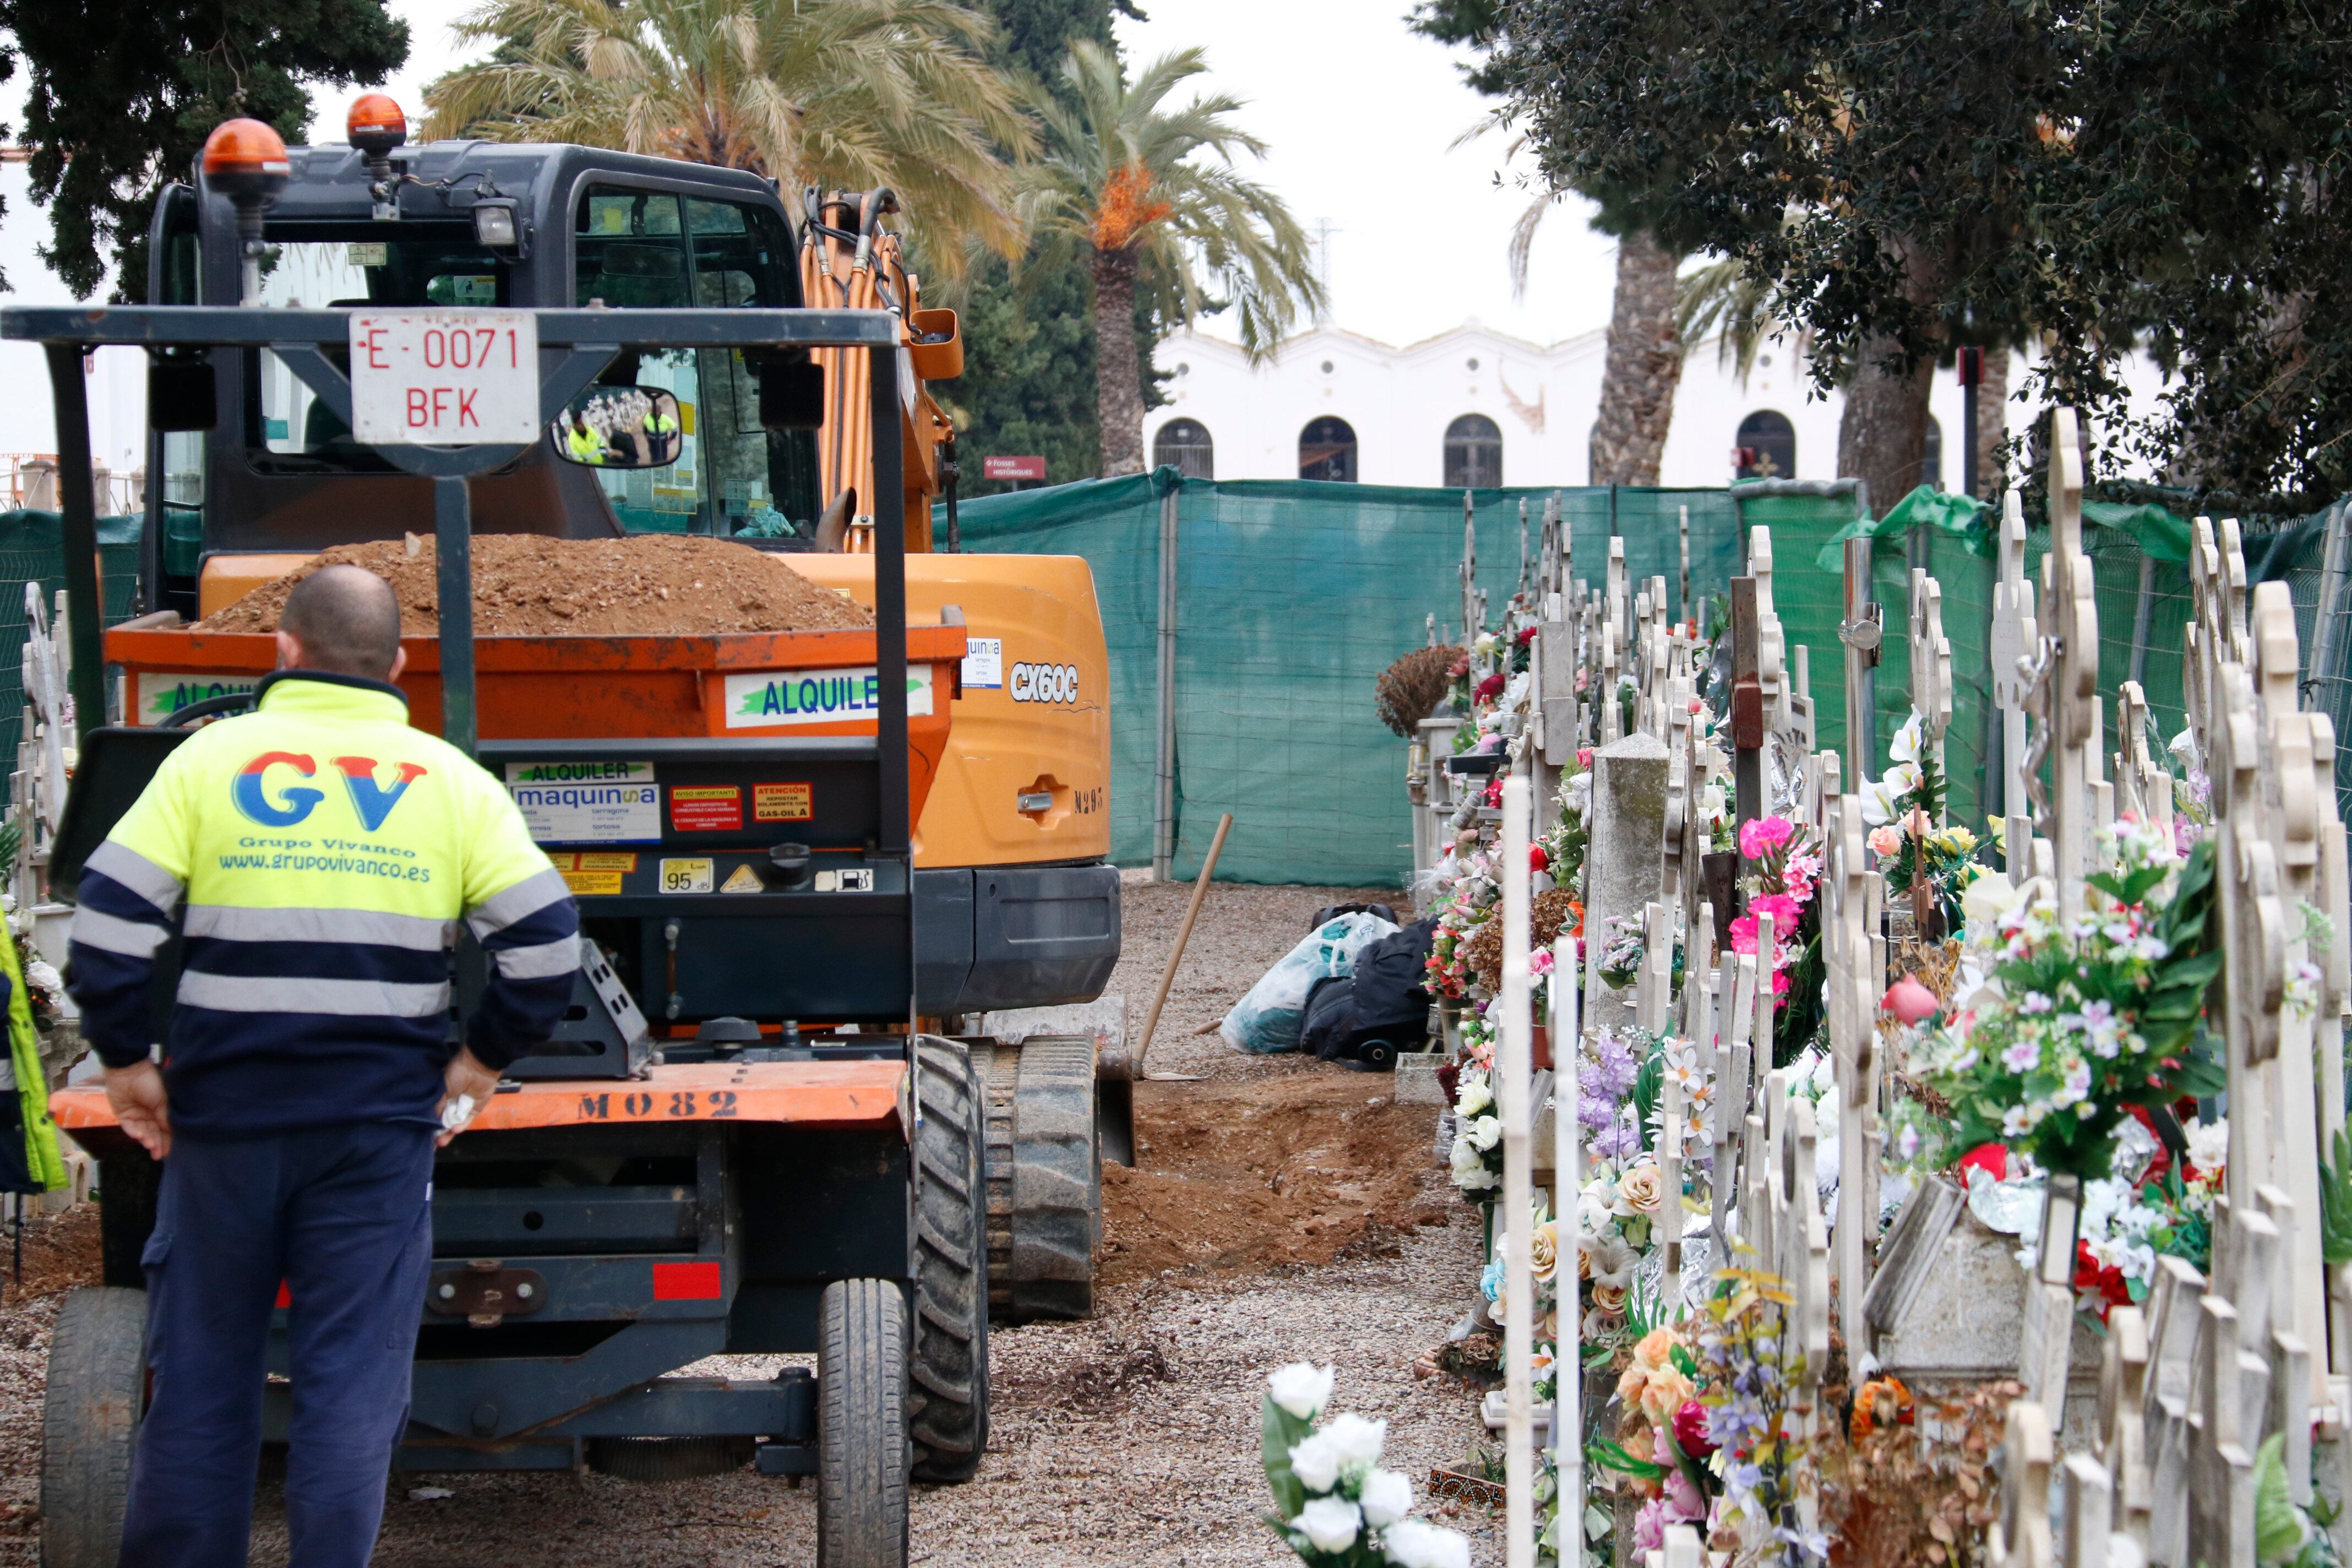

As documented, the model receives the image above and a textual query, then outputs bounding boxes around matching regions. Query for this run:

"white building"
[1146,319,2017,495]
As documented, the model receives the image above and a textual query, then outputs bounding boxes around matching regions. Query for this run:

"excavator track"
[971,1035,1102,1322]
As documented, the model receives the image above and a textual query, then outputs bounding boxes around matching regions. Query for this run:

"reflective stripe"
[87,840,183,913]
[467,868,571,938]
[183,905,456,951]
[176,971,451,1017]
[492,936,582,981]
[72,906,173,958]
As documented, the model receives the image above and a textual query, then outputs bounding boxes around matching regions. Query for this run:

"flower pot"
[1532,1023,1552,1071]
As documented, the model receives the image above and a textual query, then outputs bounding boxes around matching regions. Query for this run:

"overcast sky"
[0,0,1621,455]
[313,0,1623,349]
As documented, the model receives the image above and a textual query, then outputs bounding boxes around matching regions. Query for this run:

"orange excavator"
[16,102,1121,1568]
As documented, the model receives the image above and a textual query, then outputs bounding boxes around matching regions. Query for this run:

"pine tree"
[0,0,410,300]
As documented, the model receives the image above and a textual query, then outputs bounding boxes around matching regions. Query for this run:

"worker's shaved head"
[280,565,404,679]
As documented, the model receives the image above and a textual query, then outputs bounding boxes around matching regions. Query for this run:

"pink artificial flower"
[1576,747,1593,769]
[1729,915,1759,956]
[1750,892,1800,927]
[1635,1498,1667,1555]
[1531,949,1555,977]
[1867,824,1904,859]
[1739,815,1795,861]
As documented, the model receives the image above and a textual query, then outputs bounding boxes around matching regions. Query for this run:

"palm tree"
[1506,192,1683,486]
[424,0,1035,271]
[1014,40,1324,476]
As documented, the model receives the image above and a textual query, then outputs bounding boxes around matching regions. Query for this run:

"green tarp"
[937,475,1747,886]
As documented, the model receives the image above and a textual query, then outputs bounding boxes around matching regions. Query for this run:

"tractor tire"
[817,1279,908,1568]
[908,1037,988,1484]
[584,1436,753,1481]
[41,1286,148,1568]
[971,1036,1101,1323]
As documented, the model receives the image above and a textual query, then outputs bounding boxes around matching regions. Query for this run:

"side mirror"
[759,360,824,430]
[549,385,683,470]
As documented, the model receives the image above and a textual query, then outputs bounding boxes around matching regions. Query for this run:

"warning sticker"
[754,782,813,821]
[507,761,660,844]
[547,852,630,896]
[659,858,714,894]
[720,864,763,894]
[670,786,743,832]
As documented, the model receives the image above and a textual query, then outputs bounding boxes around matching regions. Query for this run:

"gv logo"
[232,754,429,830]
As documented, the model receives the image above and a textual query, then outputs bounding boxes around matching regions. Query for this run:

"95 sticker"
[659,858,714,894]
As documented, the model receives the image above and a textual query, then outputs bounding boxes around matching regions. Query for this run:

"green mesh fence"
[0,511,145,766]
[940,473,1746,886]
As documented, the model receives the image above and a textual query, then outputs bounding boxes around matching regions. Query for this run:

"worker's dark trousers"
[119,1122,435,1568]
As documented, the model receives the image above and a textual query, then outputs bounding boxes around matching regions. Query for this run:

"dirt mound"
[1101,1069,1450,1285]
[196,533,873,639]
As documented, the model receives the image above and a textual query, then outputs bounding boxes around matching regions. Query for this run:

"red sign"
[669,785,743,832]
[982,455,1046,481]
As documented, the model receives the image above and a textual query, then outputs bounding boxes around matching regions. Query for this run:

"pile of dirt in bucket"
[195,533,872,638]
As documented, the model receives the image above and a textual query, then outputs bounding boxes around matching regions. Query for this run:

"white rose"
[1454,1079,1494,1117]
[1468,1114,1502,1151]
[1384,1516,1473,1568]
[1322,1412,1386,1473]
[1449,1138,1488,1184]
[1294,1496,1362,1553]
[1268,1362,1335,1420]
[1360,1468,1414,1527]
[1289,1430,1343,1491]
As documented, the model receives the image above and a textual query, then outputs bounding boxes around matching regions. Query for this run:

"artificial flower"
[1359,1468,1414,1527]
[1321,1412,1386,1473]
[1292,1496,1362,1552]
[1382,1517,1473,1568]
[1615,1160,1665,1216]
[1867,824,1904,859]
[1528,1218,1559,1283]
[1267,1363,1335,1421]
[1580,1241,1637,1288]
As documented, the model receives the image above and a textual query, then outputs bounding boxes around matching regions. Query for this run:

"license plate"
[349,311,540,445]
[659,858,714,894]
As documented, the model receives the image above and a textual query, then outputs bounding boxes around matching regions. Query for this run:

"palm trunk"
[1972,346,2008,498]
[1589,230,1685,486]
[1091,248,1146,477]
[1836,334,1937,516]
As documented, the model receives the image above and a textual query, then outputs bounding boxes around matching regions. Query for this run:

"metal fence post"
[1152,477,1180,882]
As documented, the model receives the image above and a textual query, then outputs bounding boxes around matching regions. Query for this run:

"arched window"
[1299,416,1358,482]
[1443,414,1503,489]
[1920,415,1942,491]
[1154,418,1215,480]
[1734,410,1796,481]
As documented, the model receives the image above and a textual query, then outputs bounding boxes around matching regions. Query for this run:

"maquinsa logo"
[232,753,428,831]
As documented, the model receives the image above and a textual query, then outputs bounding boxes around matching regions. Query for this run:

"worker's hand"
[436,1047,501,1148]
[104,1060,172,1161]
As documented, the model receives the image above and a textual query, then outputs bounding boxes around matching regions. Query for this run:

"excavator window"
[573,184,819,537]
[243,226,513,472]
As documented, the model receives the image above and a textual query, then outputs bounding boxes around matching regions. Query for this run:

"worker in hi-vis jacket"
[66,564,580,1568]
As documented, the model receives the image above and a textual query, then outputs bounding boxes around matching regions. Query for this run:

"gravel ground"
[1,880,1501,1567]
